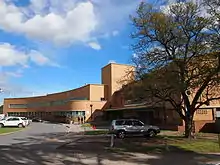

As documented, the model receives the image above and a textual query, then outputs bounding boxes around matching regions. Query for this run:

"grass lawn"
[108,137,220,154]
[81,123,92,128]
[0,128,23,134]
[167,135,220,153]
[84,129,220,153]
[107,131,220,154]
[84,130,109,135]
[159,131,220,153]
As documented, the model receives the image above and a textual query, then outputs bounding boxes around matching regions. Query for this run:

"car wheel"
[0,123,4,128]
[18,124,23,128]
[148,130,156,137]
[117,131,126,139]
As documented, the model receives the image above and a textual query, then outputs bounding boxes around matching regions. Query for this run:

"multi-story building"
[3,62,219,132]
[3,63,135,123]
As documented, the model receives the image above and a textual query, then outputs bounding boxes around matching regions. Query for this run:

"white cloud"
[88,41,101,50]
[0,43,29,67]
[0,0,97,46]
[0,43,58,67]
[0,0,139,47]
[29,50,59,67]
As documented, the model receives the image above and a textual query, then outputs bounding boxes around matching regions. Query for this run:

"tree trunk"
[184,116,194,138]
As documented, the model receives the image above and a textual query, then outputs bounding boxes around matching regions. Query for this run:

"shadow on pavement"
[0,132,220,165]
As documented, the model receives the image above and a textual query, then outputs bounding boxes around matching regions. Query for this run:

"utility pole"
[90,104,93,121]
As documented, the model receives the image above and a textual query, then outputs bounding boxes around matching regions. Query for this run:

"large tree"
[130,1,220,138]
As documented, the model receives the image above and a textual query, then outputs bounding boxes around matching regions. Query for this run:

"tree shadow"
[0,132,219,165]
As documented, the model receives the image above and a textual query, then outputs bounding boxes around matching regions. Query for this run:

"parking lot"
[0,122,219,165]
[0,122,71,145]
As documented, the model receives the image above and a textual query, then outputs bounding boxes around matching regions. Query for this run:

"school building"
[3,62,220,132]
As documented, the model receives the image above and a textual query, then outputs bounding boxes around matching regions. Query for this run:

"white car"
[20,117,31,126]
[0,117,26,128]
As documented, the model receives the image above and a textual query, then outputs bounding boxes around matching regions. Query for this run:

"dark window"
[68,97,88,101]
[196,109,208,114]
[124,120,133,126]
[133,120,144,126]
[9,104,27,109]
[115,120,124,125]
[6,118,13,121]
[7,117,19,121]
[12,118,20,121]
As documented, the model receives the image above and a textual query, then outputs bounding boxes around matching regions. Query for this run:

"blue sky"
[0,0,143,103]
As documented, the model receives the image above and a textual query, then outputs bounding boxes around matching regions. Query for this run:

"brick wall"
[177,120,216,133]
[194,120,216,133]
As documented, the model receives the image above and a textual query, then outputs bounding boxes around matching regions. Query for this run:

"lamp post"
[90,104,93,121]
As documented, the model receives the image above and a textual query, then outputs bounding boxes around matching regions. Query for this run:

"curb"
[0,126,30,136]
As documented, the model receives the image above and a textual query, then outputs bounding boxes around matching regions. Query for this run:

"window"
[67,97,88,101]
[133,120,144,126]
[115,120,124,125]
[9,104,27,109]
[124,120,133,126]
[27,102,49,108]
[51,100,65,106]
[12,118,20,121]
[7,117,19,121]
[196,109,208,114]
[6,118,13,121]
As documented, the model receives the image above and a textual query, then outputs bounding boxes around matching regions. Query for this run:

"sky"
[0,0,189,104]
[0,0,146,103]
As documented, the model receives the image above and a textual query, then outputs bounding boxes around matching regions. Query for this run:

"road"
[0,122,83,165]
[0,122,68,145]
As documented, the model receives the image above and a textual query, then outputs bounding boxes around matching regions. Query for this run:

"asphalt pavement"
[0,123,219,165]
[0,122,85,165]
[0,122,69,145]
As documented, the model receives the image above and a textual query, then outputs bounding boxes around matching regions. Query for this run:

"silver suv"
[109,119,160,139]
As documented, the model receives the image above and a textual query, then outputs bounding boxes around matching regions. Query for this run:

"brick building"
[3,62,219,132]
[3,63,134,123]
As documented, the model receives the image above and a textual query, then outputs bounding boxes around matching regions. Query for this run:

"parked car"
[20,117,31,126]
[32,118,43,122]
[109,119,160,139]
[0,117,26,128]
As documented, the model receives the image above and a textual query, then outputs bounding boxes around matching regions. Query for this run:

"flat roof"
[101,63,135,70]
[4,83,106,100]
